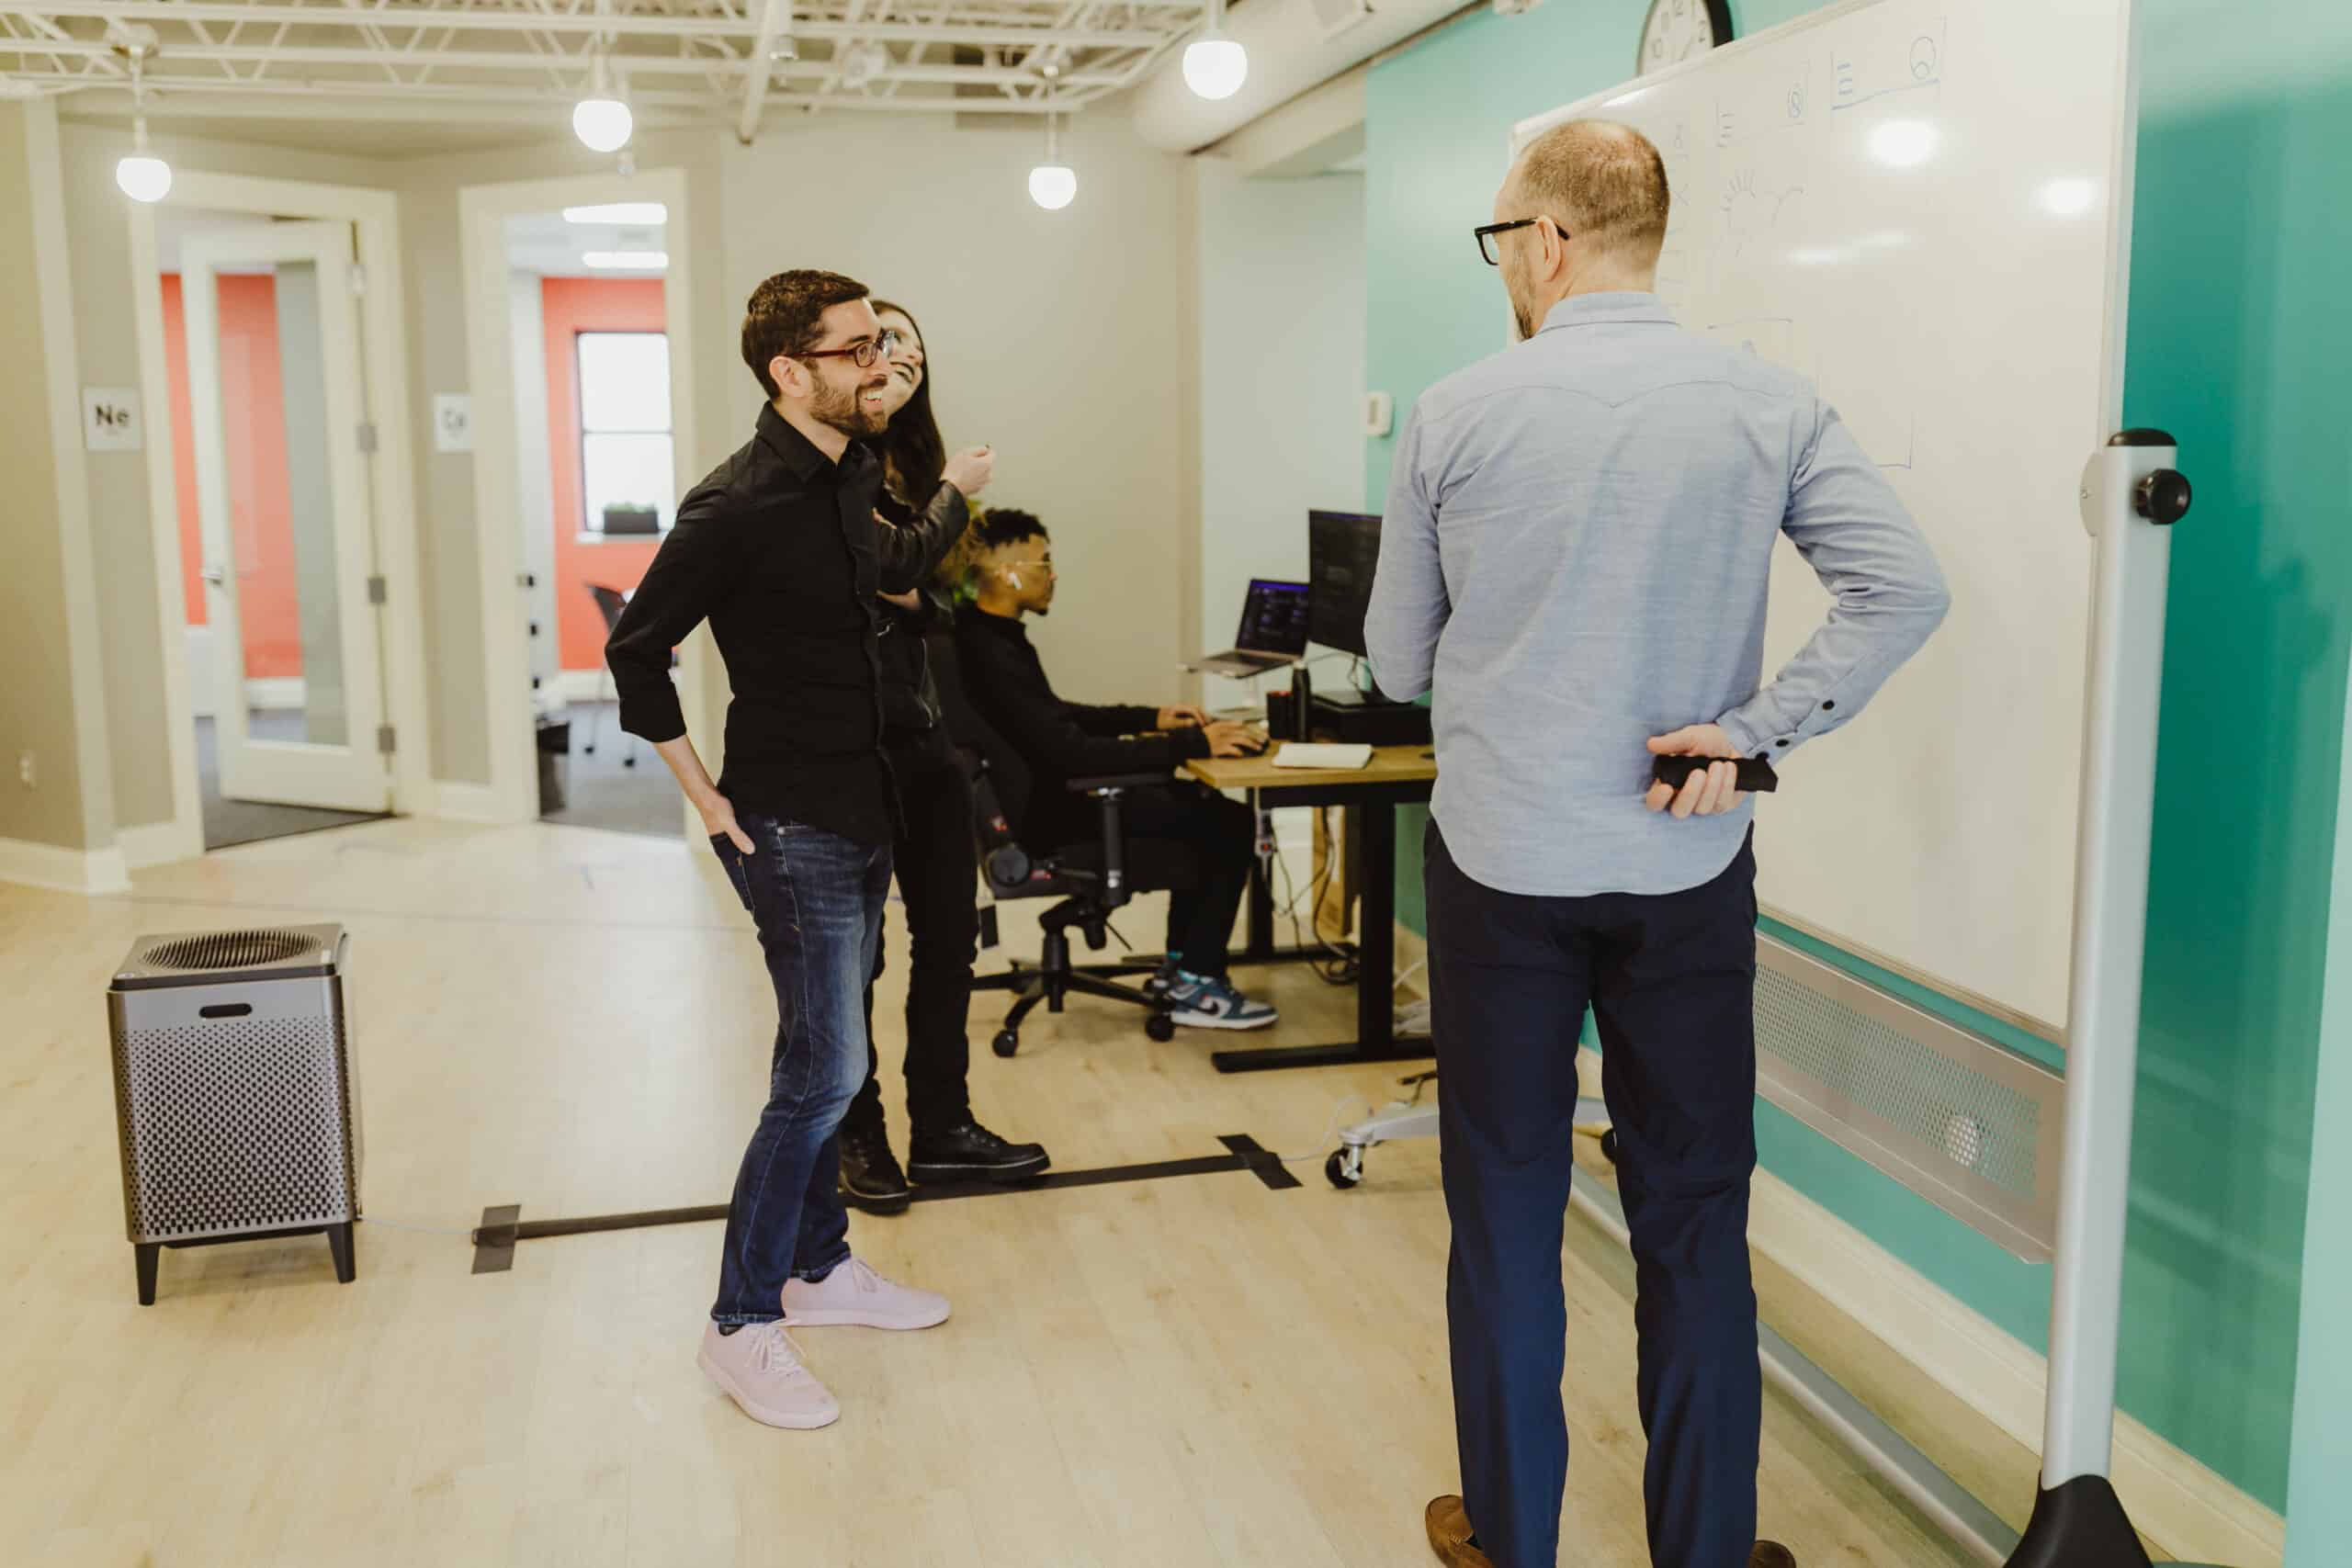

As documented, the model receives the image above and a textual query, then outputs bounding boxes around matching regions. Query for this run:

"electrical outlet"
[17,752,34,788]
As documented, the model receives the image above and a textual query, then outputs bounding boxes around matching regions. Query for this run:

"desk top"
[1184,744,1438,793]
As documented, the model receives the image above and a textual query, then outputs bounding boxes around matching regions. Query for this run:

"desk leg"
[1245,789,1278,961]
[1213,799,1434,1074]
[1233,795,1360,970]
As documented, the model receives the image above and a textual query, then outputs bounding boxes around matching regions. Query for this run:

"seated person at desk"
[954,509,1280,1031]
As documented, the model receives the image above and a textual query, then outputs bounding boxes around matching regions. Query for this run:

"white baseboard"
[0,836,132,895]
[1746,1168,2286,1568]
[117,818,202,870]
[427,782,508,824]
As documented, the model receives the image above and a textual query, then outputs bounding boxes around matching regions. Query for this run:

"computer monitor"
[1236,578,1311,657]
[1307,510,1382,658]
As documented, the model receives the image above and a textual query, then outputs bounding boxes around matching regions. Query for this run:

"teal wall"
[2285,676,2352,1564]
[1363,0,2352,1514]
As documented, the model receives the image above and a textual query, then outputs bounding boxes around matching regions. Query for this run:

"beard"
[812,374,888,439]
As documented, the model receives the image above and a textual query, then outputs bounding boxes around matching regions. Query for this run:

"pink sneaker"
[782,1257,951,1330]
[697,1321,841,1429]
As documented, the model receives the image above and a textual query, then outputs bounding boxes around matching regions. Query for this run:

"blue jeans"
[708,810,891,1325]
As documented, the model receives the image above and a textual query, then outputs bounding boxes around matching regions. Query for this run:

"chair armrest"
[1066,773,1167,911]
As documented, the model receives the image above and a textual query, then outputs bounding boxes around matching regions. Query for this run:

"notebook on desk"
[1271,742,1374,771]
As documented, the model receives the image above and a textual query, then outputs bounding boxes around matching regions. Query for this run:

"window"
[577,331,674,536]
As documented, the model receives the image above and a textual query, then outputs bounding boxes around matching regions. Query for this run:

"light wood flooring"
[1,816,2036,1567]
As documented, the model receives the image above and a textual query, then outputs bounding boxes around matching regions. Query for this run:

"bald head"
[1505,119,1670,266]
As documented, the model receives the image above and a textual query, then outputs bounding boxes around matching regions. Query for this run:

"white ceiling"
[0,1,1208,142]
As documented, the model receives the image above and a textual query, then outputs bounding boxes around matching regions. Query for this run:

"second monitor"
[1307,509,1383,659]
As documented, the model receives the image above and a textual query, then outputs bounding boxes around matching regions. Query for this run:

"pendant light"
[1028,113,1077,211]
[114,39,172,203]
[1182,0,1249,101]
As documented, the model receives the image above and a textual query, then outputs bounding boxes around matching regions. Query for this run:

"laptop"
[1192,578,1311,678]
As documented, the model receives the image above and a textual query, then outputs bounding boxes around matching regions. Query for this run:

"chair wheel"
[1325,1150,1362,1190]
[992,1030,1020,1058]
[1145,1012,1176,1043]
[1600,1128,1620,1164]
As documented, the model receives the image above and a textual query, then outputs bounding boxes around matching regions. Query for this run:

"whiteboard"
[1515,0,2134,1035]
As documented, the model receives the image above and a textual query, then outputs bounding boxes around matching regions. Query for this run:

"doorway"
[130,176,429,857]
[460,168,706,839]
[504,205,680,838]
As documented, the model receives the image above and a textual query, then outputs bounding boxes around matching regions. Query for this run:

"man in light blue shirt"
[1372,122,1946,1568]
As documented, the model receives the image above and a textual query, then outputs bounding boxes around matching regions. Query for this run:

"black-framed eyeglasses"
[797,328,902,369]
[1475,218,1556,265]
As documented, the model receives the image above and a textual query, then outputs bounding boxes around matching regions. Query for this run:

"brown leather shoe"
[1425,1496,1494,1567]
[1751,1543,1797,1568]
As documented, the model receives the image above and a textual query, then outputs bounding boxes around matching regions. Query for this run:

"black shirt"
[605,405,971,846]
[870,483,954,770]
[952,608,1209,851]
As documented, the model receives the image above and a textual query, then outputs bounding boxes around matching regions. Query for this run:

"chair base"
[978,900,1172,1056]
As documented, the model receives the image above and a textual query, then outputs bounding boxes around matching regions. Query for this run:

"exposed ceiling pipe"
[1132,0,1472,153]
[739,0,790,142]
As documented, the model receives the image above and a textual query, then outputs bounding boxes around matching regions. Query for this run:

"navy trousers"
[1425,821,1762,1568]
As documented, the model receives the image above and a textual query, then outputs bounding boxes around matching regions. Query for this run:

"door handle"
[201,565,227,587]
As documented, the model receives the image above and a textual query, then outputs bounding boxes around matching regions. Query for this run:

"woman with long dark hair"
[869,300,946,508]
[840,300,1051,1212]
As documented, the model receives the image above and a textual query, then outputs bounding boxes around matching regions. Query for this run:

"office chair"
[920,618,1174,1056]
[967,760,1180,1057]
[582,582,668,769]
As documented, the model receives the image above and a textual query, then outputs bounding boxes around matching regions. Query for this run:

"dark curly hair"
[741,269,869,400]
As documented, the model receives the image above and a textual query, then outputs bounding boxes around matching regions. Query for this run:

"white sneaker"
[697,1321,841,1429]
[782,1256,951,1330]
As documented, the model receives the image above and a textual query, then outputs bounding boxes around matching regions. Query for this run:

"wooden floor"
[2,817,2030,1567]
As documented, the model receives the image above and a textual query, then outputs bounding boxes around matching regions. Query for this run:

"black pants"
[1425,821,1761,1568]
[1054,782,1255,977]
[845,749,979,1142]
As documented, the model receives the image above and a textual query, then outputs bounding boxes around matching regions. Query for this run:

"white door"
[182,222,390,813]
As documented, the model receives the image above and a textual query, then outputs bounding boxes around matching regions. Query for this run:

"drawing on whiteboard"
[1831,17,1947,112]
[1720,167,1807,258]
[1817,345,1917,471]
[1714,63,1815,147]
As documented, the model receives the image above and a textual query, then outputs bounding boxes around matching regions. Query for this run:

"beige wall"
[0,102,111,853]
[39,99,1199,840]
[720,107,1196,709]
[56,122,390,830]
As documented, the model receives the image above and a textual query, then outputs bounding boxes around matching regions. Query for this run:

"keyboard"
[1270,742,1374,771]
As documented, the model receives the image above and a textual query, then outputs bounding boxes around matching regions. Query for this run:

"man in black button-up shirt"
[606,271,992,1429]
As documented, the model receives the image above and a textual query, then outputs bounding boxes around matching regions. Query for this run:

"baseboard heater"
[1755,933,2063,1264]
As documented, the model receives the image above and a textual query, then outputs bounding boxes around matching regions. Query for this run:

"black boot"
[837,1122,911,1215]
[907,1120,1051,1186]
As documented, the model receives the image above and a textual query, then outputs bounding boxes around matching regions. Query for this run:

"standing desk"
[1183,745,1437,1075]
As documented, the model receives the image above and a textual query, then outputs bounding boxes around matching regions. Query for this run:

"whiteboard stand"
[2008,434,2211,1568]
